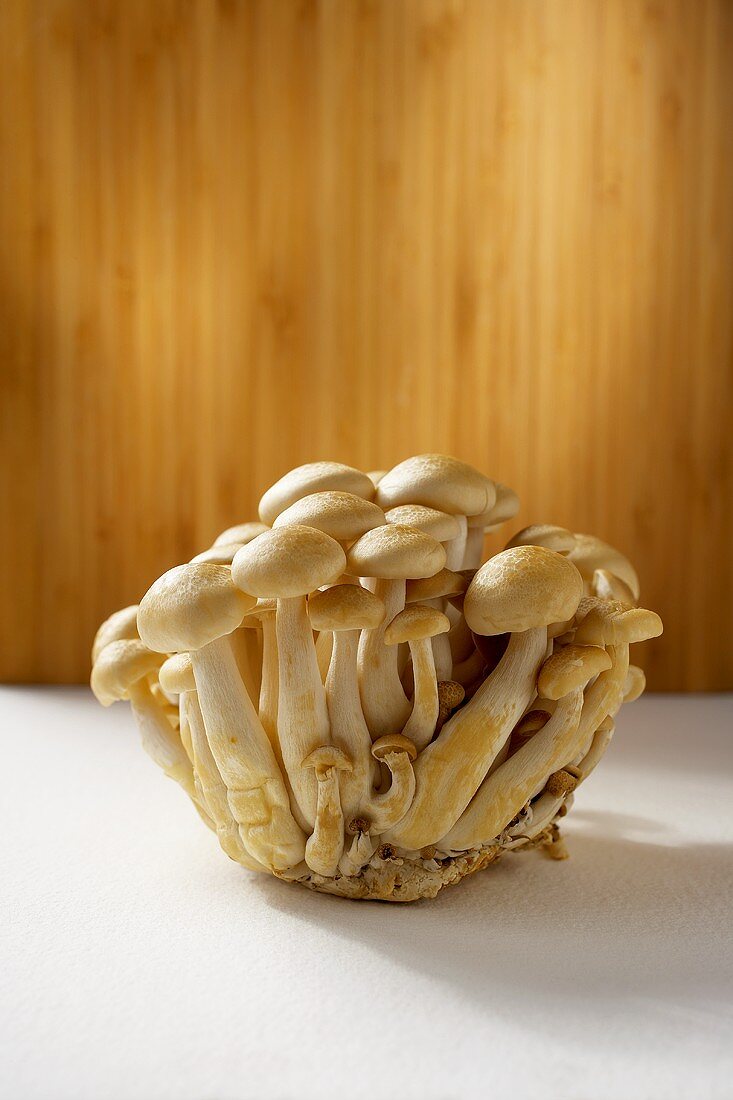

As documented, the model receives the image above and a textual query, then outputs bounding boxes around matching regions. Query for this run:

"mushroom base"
[277,826,559,902]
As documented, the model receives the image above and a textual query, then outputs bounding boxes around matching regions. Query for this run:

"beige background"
[1,0,731,688]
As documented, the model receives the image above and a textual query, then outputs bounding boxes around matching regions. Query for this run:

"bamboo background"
[1,0,731,689]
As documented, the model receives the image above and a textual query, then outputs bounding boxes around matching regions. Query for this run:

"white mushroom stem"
[358,579,411,737]
[441,644,630,851]
[385,627,547,851]
[440,689,585,850]
[275,596,332,829]
[403,637,440,751]
[443,515,468,570]
[230,627,262,707]
[503,791,565,846]
[423,598,453,680]
[325,629,376,822]
[338,829,377,876]
[576,719,615,780]
[304,759,349,876]
[182,692,267,872]
[315,629,334,682]
[258,614,279,756]
[191,636,306,871]
[128,679,202,808]
[462,526,486,570]
[366,746,417,833]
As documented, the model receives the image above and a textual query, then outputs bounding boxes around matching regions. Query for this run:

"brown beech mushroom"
[258,462,375,526]
[463,482,521,569]
[376,454,495,570]
[435,680,465,734]
[159,652,265,871]
[623,664,646,702]
[231,525,346,829]
[386,546,583,851]
[567,533,641,602]
[346,524,446,738]
[537,644,613,700]
[307,584,385,824]
[91,639,200,806]
[137,562,306,872]
[302,746,353,876]
[213,521,269,546]
[385,604,451,751]
[190,543,245,565]
[505,524,576,554]
[273,490,386,544]
[91,605,140,663]
[405,568,467,680]
[366,733,418,832]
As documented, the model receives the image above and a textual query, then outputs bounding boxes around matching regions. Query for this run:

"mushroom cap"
[537,644,613,700]
[437,679,465,711]
[303,746,353,773]
[375,454,495,517]
[568,533,640,601]
[346,524,446,581]
[467,483,520,528]
[138,563,256,654]
[371,733,418,762]
[231,525,346,599]
[91,639,165,706]
[308,583,385,632]
[464,546,583,636]
[91,605,140,663]
[190,542,243,565]
[405,568,467,603]
[384,504,461,542]
[273,491,385,543]
[624,664,647,702]
[574,604,662,646]
[384,603,450,645]
[159,652,196,695]
[258,462,375,526]
[213,522,269,547]
[505,524,576,554]
[367,469,387,488]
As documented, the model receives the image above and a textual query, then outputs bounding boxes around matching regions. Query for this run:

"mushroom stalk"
[385,627,547,851]
[403,636,440,751]
[182,692,267,872]
[462,526,485,570]
[128,679,201,807]
[325,629,376,822]
[275,595,331,828]
[303,758,348,876]
[192,635,306,871]
[443,515,468,570]
[358,579,411,737]
[442,645,629,851]
[365,742,417,833]
[258,614,279,754]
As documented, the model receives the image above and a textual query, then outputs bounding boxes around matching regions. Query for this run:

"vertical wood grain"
[0,0,731,688]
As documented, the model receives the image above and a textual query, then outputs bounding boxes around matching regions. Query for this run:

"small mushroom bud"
[302,746,353,877]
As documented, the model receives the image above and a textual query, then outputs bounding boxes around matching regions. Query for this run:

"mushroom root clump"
[91,455,662,902]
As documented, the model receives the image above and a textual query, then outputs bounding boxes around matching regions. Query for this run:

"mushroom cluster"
[91,456,662,902]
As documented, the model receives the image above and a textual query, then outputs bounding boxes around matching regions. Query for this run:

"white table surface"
[1,687,731,1100]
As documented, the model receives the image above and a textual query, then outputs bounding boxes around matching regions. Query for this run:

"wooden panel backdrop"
[1,0,731,688]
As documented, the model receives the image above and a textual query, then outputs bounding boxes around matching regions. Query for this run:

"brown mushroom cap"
[273,491,385,543]
[505,524,576,553]
[190,542,243,565]
[213,522,269,547]
[384,603,451,645]
[303,746,353,774]
[308,583,385,632]
[371,733,418,762]
[375,454,495,517]
[138,563,256,654]
[159,652,196,695]
[91,639,165,706]
[574,604,662,646]
[384,504,461,543]
[346,524,446,581]
[405,568,467,603]
[537,644,612,700]
[464,546,583,636]
[258,462,375,526]
[91,605,140,663]
[231,525,346,599]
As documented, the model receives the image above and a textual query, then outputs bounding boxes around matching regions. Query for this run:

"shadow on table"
[252,812,733,1012]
